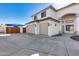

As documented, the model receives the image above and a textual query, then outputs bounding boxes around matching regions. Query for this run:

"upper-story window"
[41,11,46,18]
[34,16,37,20]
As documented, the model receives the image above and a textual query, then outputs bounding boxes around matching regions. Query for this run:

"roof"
[31,5,56,17]
[26,3,78,25]
[57,3,77,11]
[25,17,59,25]
[5,24,24,27]
[31,3,77,17]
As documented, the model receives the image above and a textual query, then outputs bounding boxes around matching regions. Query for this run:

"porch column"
[20,27,23,33]
[59,18,63,33]
[4,26,6,34]
[35,22,39,35]
[76,14,79,35]
[48,20,53,36]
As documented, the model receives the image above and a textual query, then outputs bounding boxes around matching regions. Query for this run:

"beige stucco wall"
[26,22,36,34]
[32,8,56,20]
[47,8,56,19]
[56,4,79,19]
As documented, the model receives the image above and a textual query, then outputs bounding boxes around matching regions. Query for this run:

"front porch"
[59,13,79,34]
[62,24,75,34]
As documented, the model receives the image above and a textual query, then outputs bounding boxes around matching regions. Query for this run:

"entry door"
[39,23,48,35]
[66,25,74,33]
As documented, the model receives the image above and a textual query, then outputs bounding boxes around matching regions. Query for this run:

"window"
[66,25,74,32]
[34,16,37,20]
[66,25,70,31]
[41,11,46,18]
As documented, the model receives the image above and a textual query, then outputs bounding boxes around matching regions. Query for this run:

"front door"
[65,25,74,33]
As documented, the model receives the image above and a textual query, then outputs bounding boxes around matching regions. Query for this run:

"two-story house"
[26,3,79,36]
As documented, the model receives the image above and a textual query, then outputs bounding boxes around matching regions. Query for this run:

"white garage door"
[27,24,35,34]
[0,27,4,33]
[39,23,48,35]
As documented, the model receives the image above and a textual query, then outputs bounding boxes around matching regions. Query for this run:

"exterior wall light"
[48,23,51,26]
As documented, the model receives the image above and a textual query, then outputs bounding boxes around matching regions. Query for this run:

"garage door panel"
[39,23,48,35]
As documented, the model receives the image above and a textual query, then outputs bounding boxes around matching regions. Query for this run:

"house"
[0,24,6,33]
[25,3,79,36]
[0,24,26,34]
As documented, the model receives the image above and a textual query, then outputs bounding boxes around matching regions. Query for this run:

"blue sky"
[0,3,71,24]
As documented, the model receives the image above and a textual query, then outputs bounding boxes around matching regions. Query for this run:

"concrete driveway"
[0,33,79,56]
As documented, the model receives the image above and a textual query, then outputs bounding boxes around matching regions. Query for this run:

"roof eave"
[31,3,77,17]
[56,3,77,11]
[31,5,56,17]
[25,17,59,25]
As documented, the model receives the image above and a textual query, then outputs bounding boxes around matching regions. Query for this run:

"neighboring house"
[0,24,26,34]
[25,3,79,36]
[0,24,6,33]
